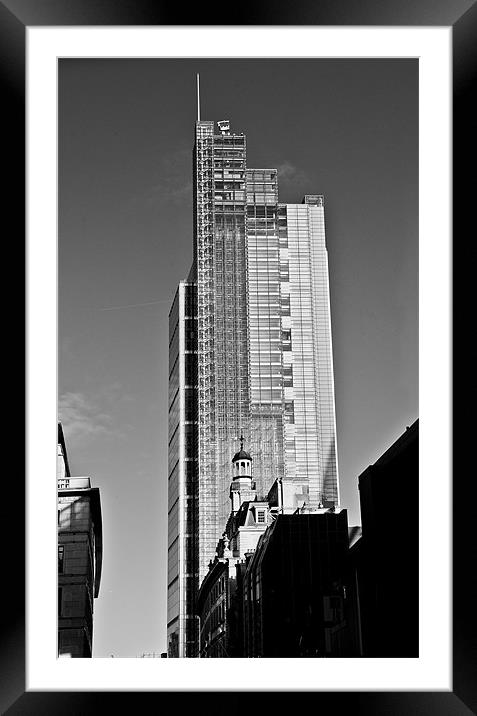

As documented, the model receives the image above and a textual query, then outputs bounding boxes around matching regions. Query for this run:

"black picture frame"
[6,0,474,713]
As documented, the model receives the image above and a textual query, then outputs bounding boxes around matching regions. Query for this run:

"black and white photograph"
[57,57,418,660]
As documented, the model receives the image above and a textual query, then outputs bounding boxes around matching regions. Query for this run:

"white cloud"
[58,390,115,444]
[276,160,308,184]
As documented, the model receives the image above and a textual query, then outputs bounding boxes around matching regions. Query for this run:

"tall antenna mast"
[197,73,201,122]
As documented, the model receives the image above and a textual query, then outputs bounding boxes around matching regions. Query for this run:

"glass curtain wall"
[167,282,198,657]
[284,198,339,506]
[246,169,285,498]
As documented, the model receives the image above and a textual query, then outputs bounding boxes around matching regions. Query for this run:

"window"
[58,545,64,573]
[284,365,293,387]
[257,510,266,524]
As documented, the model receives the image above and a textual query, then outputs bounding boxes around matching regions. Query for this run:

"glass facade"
[167,282,198,657]
[167,119,339,656]
[283,198,339,505]
[247,169,285,497]
[194,122,250,583]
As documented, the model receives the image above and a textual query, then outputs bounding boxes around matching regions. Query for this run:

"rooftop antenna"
[197,73,201,122]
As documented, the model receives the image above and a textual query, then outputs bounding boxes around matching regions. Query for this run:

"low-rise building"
[57,423,103,658]
[197,439,354,657]
[242,508,351,657]
[196,439,272,657]
[197,422,419,659]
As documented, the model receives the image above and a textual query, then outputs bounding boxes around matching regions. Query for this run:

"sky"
[58,58,418,657]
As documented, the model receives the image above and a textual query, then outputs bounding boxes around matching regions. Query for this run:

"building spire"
[240,432,244,451]
[197,73,201,122]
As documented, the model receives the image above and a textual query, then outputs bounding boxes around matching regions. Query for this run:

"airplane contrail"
[100,300,170,311]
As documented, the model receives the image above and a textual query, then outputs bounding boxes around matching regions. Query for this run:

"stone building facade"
[57,424,103,658]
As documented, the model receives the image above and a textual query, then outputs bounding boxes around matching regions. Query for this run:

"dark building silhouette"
[57,423,103,658]
[242,510,351,657]
[197,509,353,658]
[349,419,419,657]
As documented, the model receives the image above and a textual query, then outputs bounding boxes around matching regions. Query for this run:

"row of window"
[246,171,277,181]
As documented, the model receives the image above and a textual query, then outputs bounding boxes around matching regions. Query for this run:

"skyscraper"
[167,97,339,657]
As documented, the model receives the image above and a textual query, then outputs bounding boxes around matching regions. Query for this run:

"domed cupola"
[230,435,255,512]
[232,434,252,479]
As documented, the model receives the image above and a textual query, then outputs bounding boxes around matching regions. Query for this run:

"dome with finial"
[232,434,252,463]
